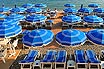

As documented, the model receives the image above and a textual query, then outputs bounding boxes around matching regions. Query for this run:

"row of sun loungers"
[19,50,102,69]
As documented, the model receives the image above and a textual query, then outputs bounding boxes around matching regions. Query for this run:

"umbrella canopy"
[25,14,47,22]
[6,13,25,21]
[88,4,99,8]
[93,8,104,13]
[62,15,81,23]
[0,25,22,38]
[0,7,10,12]
[22,29,54,47]
[21,3,34,8]
[83,15,103,23]
[0,14,7,18]
[56,29,86,46]
[63,8,77,13]
[64,4,75,7]
[78,8,93,14]
[21,30,30,35]
[87,29,104,45]
[26,8,42,13]
[35,3,47,8]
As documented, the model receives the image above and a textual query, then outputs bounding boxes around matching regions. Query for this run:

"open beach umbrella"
[21,30,30,35]
[22,29,54,47]
[62,15,81,24]
[21,3,34,8]
[0,25,22,38]
[5,13,25,21]
[88,4,99,8]
[26,8,42,13]
[93,8,104,13]
[56,29,87,46]
[0,7,10,13]
[35,3,47,8]
[87,29,104,45]
[25,14,47,22]
[63,8,77,14]
[83,15,103,24]
[0,14,7,19]
[64,4,75,7]
[78,8,93,14]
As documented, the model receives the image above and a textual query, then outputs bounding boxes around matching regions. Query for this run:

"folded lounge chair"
[19,50,39,69]
[86,50,100,69]
[55,50,67,69]
[75,50,88,69]
[41,50,56,69]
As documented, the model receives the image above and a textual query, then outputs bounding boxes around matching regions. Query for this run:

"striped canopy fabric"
[83,15,103,24]
[78,8,93,14]
[0,7,10,12]
[21,3,34,8]
[62,14,81,23]
[26,8,42,13]
[0,25,22,38]
[10,7,26,13]
[56,29,87,46]
[87,29,104,45]
[22,29,54,47]
[64,4,75,7]
[25,14,47,22]
[93,8,104,13]
[35,3,47,8]
[88,4,99,8]
[0,14,7,18]
[63,8,77,13]
[21,30,30,35]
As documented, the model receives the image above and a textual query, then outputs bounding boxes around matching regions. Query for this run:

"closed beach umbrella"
[26,8,42,13]
[93,8,104,13]
[83,15,103,24]
[25,14,47,22]
[56,29,86,46]
[6,13,25,21]
[22,29,54,47]
[64,4,75,7]
[21,3,34,8]
[62,15,81,24]
[78,8,93,14]
[88,4,99,8]
[0,25,22,38]
[63,8,77,14]
[87,29,104,45]
[0,14,7,19]
[35,3,47,8]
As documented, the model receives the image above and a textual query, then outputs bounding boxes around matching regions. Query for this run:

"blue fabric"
[22,29,54,47]
[87,29,104,45]
[21,30,30,35]
[78,8,92,13]
[35,3,47,8]
[88,4,99,8]
[26,8,42,13]
[0,14,7,18]
[83,15,103,23]
[63,8,77,13]
[93,8,104,13]
[64,4,75,7]
[62,14,81,23]
[10,7,26,13]
[21,3,33,8]
[0,7,10,12]
[56,29,86,46]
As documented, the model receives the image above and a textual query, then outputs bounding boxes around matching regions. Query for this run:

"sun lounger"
[75,50,88,69]
[55,50,67,69]
[86,50,100,69]
[41,50,56,69]
[19,50,39,69]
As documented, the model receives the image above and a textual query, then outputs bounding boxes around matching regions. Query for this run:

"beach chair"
[45,20,53,29]
[55,50,67,69]
[19,50,39,69]
[86,50,100,69]
[41,50,56,69]
[75,50,88,69]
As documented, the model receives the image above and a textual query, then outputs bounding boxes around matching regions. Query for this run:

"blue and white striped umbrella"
[0,14,7,18]
[25,14,47,22]
[0,25,22,38]
[56,29,87,46]
[83,15,103,23]
[22,29,54,47]
[35,3,47,8]
[21,3,34,8]
[63,8,77,13]
[64,4,75,7]
[62,15,81,23]
[26,8,42,13]
[6,13,25,21]
[0,7,10,13]
[78,8,93,14]
[93,8,104,13]
[87,29,104,45]
[21,30,30,35]
[88,4,99,8]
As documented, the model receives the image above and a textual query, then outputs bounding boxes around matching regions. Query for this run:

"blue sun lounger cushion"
[75,50,87,63]
[55,50,66,62]
[19,50,38,63]
[86,50,100,63]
